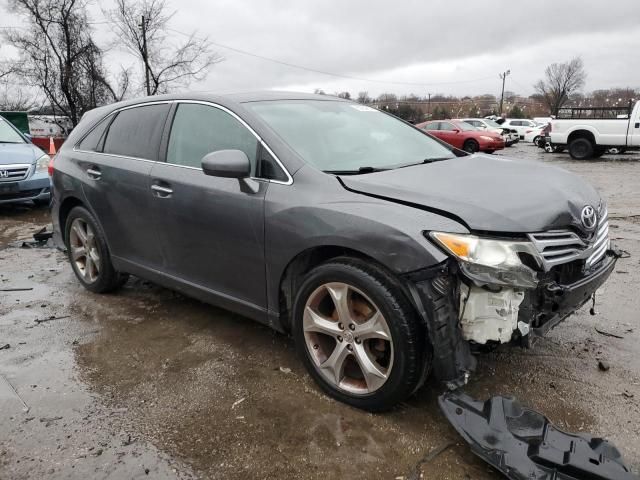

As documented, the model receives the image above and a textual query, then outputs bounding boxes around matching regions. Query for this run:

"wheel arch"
[277,245,415,333]
[58,196,85,243]
[567,128,596,146]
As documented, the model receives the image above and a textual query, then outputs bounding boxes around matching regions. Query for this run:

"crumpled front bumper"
[523,250,618,338]
[406,248,618,389]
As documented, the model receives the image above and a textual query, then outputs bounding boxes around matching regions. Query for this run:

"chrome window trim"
[172,100,293,185]
[73,99,294,186]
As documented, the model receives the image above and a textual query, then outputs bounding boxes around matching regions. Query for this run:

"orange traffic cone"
[48,137,56,156]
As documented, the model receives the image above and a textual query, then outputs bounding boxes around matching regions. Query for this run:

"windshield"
[246,100,455,172]
[0,118,26,143]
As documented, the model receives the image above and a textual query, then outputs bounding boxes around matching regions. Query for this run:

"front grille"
[0,163,31,181]
[528,206,609,271]
[586,207,609,267]
[528,230,586,267]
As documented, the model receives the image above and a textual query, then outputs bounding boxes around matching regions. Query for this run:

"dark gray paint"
[341,154,602,234]
[51,92,604,332]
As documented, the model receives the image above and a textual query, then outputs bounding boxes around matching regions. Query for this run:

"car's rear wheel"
[292,258,427,411]
[65,206,128,293]
[532,135,541,145]
[463,139,479,153]
[568,138,594,160]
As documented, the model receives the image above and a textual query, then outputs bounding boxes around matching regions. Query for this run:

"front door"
[149,102,268,314]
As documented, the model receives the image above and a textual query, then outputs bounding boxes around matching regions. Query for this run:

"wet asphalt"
[1,143,639,479]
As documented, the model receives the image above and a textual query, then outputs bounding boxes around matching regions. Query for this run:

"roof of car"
[110,91,344,108]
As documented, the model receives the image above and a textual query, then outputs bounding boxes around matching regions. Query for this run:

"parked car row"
[415,120,504,153]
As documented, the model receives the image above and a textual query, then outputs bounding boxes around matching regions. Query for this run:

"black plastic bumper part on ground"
[439,392,638,480]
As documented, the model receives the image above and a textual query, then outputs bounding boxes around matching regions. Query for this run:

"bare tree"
[356,91,371,104]
[534,57,586,115]
[0,82,39,111]
[4,0,126,125]
[336,91,351,100]
[107,0,222,95]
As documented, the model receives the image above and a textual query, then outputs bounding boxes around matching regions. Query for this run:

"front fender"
[264,178,469,315]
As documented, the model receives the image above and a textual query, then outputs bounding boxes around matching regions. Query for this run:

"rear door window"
[423,122,440,130]
[102,104,169,160]
[166,103,259,173]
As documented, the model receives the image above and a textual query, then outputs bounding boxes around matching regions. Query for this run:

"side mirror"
[201,150,251,178]
[452,129,460,133]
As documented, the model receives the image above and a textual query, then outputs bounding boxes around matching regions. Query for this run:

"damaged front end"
[405,207,619,389]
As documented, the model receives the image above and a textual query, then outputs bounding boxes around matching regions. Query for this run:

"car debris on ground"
[439,392,639,480]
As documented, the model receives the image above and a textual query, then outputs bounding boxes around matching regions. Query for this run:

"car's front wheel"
[65,206,128,293]
[463,139,479,153]
[292,258,428,411]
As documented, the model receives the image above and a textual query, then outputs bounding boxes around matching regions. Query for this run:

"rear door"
[78,102,170,269]
[148,102,269,315]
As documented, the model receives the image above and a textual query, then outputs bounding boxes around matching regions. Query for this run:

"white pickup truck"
[548,101,640,159]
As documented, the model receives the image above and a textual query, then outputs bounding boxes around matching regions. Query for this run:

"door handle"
[86,167,101,180]
[151,184,173,197]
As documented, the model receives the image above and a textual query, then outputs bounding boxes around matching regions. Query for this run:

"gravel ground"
[1,142,639,479]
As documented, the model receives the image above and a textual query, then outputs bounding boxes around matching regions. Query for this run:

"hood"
[0,143,45,165]
[339,155,601,234]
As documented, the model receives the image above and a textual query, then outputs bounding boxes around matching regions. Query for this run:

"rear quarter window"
[77,116,112,152]
[102,104,169,160]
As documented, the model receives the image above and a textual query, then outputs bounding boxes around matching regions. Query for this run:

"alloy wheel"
[302,282,394,395]
[69,218,101,283]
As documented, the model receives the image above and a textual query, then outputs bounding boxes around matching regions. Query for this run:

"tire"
[485,150,495,154]
[463,139,479,153]
[568,138,594,160]
[532,136,540,145]
[64,206,129,293]
[292,257,427,411]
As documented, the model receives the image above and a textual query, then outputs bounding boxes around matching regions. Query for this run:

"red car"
[415,120,504,153]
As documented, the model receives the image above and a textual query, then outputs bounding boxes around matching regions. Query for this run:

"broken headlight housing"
[428,232,541,288]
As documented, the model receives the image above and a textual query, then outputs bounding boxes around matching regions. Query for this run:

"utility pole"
[499,69,511,116]
[139,15,151,96]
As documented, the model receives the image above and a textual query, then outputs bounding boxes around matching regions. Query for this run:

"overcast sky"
[2,0,640,99]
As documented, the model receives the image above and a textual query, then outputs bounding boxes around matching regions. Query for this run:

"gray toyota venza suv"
[51,92,617,411]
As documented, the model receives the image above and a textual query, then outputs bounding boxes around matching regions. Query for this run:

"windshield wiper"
[393,157,455,169]
[325,166,389,175]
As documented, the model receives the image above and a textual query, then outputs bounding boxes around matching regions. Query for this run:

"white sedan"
[524,125,546,144]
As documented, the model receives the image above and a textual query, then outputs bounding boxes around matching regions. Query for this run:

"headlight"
[479,135,495,142]
[428,232,541,288]
[35,154,50,173]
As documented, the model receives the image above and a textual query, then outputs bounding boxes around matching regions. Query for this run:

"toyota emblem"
[0,170,8,178]
[581,205,597,230]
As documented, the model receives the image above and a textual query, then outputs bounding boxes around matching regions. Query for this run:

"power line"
[165,27,497,88]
